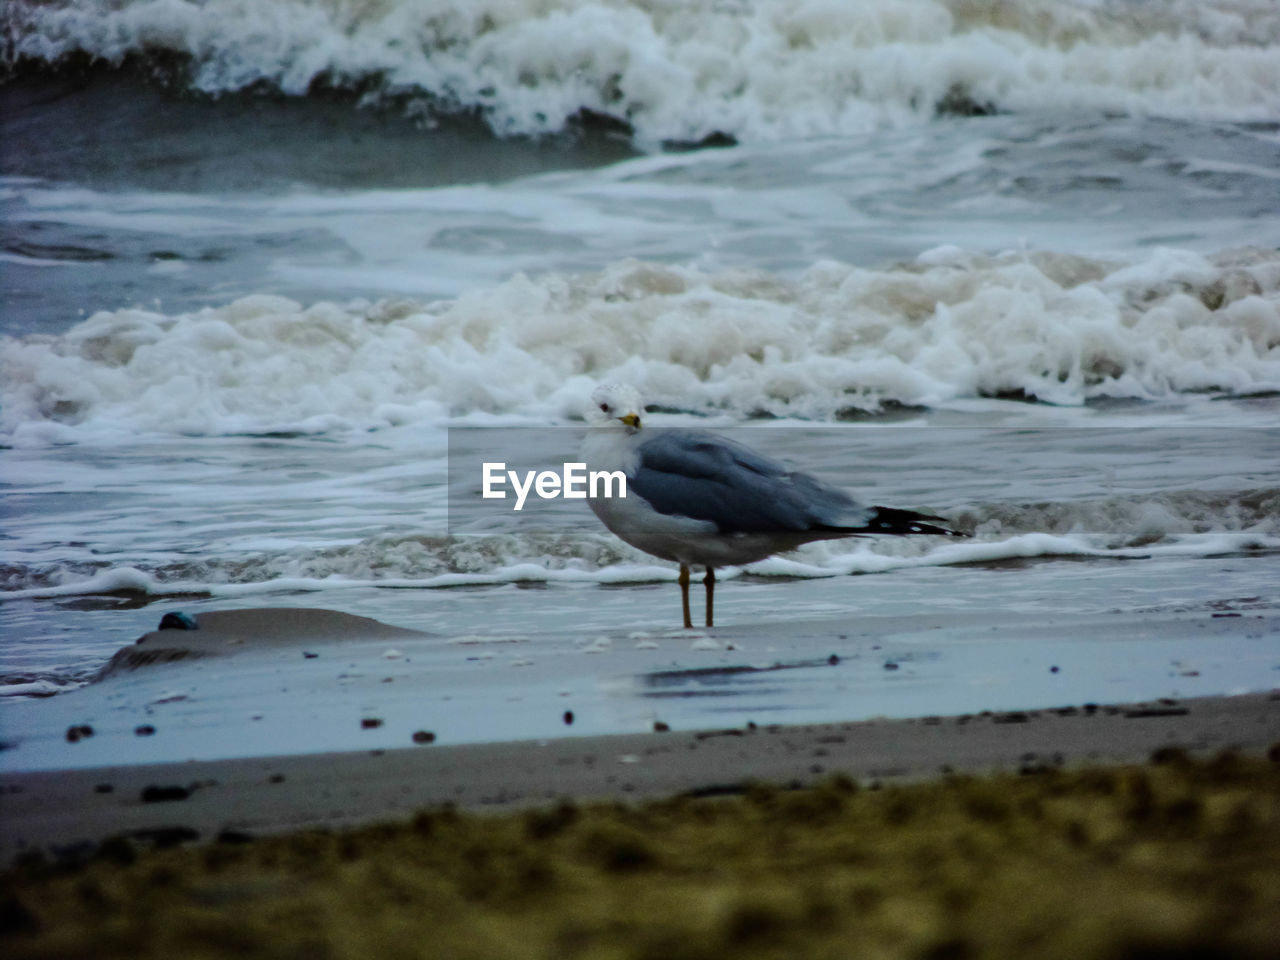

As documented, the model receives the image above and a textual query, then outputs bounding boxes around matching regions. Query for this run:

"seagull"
[580,383,966,628]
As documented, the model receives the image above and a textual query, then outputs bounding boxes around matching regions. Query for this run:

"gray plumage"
[629,428,874,535]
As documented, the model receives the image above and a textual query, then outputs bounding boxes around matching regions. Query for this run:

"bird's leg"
[704,566,715,628]
[678,564,692,629]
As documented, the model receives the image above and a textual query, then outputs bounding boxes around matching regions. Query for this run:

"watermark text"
[482,462,627,510]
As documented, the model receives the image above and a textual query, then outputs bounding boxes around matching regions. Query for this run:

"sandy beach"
[4,602,1278,864]
[3,608,1277,960]
[3,687,1278,959]
[2,687,1278,868]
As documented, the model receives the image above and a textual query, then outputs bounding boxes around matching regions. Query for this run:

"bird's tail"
[860,506,968,537]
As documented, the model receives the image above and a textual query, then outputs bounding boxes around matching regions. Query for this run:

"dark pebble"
[65,724,94,743]
[993,712,1030,724]
[158,611,198,631]
[1124,707,1189,719]
[135,724,156,736]
[140,785,191,803]
[883,662,899,671]
[412,730,436,744]
[563,710,574,725]
[361,718,383,729]
[653,721,670,732]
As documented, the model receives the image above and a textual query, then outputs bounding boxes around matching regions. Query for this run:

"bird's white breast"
[579,426,640,477]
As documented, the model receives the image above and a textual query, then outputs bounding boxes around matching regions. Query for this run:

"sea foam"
[4,526,1277,603]
[3,247,1278,441]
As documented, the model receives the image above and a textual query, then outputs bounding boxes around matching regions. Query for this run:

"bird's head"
[587,383,643,433]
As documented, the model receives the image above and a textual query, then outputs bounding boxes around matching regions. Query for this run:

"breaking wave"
[5,0,1279,148]
[3,246,1278,443]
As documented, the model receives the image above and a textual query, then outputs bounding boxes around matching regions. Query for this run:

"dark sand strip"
[2,691,1276,866]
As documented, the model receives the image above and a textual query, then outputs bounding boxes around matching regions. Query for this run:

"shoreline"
[4,690,1277,867]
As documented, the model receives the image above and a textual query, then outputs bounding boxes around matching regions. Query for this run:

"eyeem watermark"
[482,462,627,511]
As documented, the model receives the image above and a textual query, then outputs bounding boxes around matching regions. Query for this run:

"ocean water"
[1,0,1279,749]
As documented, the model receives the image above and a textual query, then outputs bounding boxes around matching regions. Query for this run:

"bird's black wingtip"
[865,506,969,538]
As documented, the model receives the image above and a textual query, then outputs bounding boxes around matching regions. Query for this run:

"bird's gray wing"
[629,429,869,534]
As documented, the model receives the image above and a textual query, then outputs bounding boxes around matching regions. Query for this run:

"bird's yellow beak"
[620,412,642,429]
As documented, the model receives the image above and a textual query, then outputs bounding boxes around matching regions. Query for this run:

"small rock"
[140,784,191,803]
[412,730,436,744]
